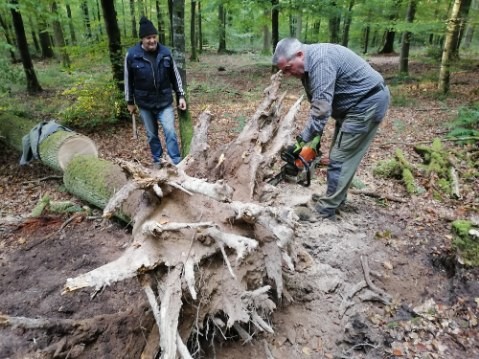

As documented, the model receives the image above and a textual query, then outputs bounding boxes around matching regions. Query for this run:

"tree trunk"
[51,1,71,68]
[100,0,124,92]
[95,0,103,39]
[262,8,271,55]
[27,17,41,54]
[65,3,77,45]
[156,0,166,44]
[81,1,93,39]
[169,0,193,158]
[9,0,42,94]
[190,0,198,61]
[0,14,17,62]
[363,25,370,54]
[129,0,137,38]
[341,0,355,47]
[328,1,341,44]
[378,0,401,54]
[439,0,463,94]
[197,0,203,53]
[38,17,55,59]
[217,2,226,53]
[399,0,417,75]
[272,0,279,72]
[451,0,473,59]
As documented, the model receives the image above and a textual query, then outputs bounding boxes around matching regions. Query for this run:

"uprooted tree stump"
[2,72,313,358]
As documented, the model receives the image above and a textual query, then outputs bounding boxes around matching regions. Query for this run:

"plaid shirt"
[299,43,385,142]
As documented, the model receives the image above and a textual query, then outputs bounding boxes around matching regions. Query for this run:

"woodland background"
[1,0,479,358]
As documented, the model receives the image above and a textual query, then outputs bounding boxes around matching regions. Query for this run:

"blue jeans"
[139,106,182,164]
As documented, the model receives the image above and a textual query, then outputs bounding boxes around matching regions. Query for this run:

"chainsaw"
[267,145,321,187]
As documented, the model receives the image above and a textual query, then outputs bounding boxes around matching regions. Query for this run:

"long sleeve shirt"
[300,43,385,142]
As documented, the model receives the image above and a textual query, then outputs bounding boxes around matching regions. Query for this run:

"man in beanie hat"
[125,16,186,166]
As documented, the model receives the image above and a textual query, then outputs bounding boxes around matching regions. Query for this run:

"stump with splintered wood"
[62,72,311,358]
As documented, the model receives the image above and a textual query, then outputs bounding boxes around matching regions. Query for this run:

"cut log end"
[57,135,98,170]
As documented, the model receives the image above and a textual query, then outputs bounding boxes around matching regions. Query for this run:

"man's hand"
[286,136,305,159]
[308,132,322,154]
[178,97,187,111]
[127,104,138,115]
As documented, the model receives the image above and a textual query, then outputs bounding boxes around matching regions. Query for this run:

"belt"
[362,81,386,100]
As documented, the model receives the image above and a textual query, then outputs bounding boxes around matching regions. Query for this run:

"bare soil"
[1,53,479,359]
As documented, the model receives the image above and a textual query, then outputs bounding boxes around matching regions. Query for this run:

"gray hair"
[272,38,303,65]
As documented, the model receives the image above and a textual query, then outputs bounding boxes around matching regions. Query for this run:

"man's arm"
[300,48,337,142]
[169,58,186,110]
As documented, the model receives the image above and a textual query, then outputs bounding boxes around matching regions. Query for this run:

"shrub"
[59,80,123,130]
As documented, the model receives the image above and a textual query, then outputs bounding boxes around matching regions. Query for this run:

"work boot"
[314,204,337,221]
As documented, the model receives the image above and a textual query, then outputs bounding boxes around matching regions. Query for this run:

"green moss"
[63,155,129,222]
[31,196,51,217]
[451,220,479,267]
[373,159,401,178]
[402,167,417,194]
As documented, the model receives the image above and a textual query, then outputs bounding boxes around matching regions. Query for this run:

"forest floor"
[1,52,479,359]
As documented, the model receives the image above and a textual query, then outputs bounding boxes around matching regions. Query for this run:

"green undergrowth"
[446,103,479,144]
[452,220,479,267]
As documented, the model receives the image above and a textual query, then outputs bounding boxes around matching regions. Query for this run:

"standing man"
[125,16,186,166]
[273,38,390,220]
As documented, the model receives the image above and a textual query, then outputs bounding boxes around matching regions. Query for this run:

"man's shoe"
[152,162,162,170]
[314,204,337,221]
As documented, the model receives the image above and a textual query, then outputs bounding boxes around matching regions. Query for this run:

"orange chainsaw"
[267,141,321,187]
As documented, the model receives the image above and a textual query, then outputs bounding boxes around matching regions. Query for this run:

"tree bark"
[399,0,417,75]
[155,0,166,44]
[9,0,42,94]
[65,3,77,45]
[169,0,193,158]
[0,14,17,62]
[341,0,355,47]
[51,1,71,68]
[328,1,341,44]
[439,0,463,94]
[100,0,124,92]
[190,0,198,61]
[218,2,227,53]
[129,0,137,38]
[38,16,55,59]
[81,1,93,39]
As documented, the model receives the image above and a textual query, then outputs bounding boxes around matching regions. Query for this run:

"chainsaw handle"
[296,155,311,187]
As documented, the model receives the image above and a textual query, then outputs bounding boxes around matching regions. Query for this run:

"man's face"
[141,35,158,52]
[277,52,305,78]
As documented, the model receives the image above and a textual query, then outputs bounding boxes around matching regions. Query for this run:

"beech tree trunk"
[100,0,124,92]
[9,0,43,94]
[439,0,463,94]
[399,0,417,75]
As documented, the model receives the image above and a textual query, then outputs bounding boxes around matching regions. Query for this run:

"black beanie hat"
[139,16,158,38]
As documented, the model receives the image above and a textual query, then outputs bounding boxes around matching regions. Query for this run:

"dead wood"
[5,72,313,358]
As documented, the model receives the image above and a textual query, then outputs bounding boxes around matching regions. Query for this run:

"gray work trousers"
[316,86,390,216]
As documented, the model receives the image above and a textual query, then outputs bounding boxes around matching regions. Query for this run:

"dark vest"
[126,43,174,110]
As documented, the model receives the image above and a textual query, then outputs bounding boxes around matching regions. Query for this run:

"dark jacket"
[124,43,185,111]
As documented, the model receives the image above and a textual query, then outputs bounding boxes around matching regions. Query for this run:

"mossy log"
[373,148,421,195]
[39,131,98,172]
[414,138,457,197]
[0,113,38,152]
[0,113,98,173]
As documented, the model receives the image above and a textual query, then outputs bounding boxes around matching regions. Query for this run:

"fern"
[447,103,479,143]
